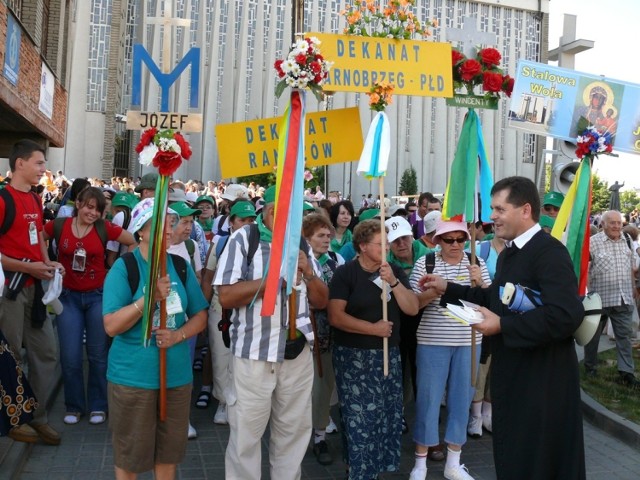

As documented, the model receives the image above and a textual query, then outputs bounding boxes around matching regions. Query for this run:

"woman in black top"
[328,219,418,480]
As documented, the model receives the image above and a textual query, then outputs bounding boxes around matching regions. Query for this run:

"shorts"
[108,382,191,473]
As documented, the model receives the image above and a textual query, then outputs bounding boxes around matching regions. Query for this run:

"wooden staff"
[289,289,297,340]
[469,226,477,388]
[309,310,323,377]
[159,228,168,421]
[380,177,389,377]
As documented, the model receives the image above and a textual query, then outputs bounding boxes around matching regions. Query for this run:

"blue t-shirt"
[103,249,209,389]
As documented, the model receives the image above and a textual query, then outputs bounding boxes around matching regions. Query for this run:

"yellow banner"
[216,107,363,178]
[310,33,453,97]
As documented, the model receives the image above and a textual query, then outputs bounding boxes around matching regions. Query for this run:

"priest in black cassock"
[422,176,585,480]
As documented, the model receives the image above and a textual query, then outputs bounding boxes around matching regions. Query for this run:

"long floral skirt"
[333,344,402,480]
[0,330,38,436]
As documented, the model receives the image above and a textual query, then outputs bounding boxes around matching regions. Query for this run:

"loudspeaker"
[552,162,580,194]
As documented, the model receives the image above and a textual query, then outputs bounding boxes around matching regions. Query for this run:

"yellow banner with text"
[216,107,363,178]
[309,33,453,97]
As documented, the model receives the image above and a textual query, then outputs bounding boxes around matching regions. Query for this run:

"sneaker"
[467,415,482,438]
[326,416,338,434]
[409,465,427,480]
[312,440,332,465]
[89,411,107,425]
[482,414,492,433]
[444,464,474,480]
[63,412,81,425]
[188,422,198,439]
[214,403,228,425]
[8,424,39,443]
[31,423,61,446]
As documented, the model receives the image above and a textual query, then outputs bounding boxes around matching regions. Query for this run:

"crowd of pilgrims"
[1,165,582,480]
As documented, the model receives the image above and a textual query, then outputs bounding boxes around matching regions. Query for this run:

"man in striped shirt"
[585,210,640,387]
[214,186,328,480]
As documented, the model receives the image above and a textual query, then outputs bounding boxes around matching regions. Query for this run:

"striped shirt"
[213,225,314,362]
[410,252,490,346]
[589,232,635,308]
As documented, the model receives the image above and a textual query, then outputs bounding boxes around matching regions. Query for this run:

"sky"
[548,0,639,189]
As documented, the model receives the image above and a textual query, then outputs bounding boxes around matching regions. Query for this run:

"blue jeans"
[413,345,479,447]
[57,288,108,414]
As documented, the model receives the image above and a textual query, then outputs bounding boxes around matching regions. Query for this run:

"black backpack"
[423,251,475,274]
[121,252,189,296]
[0,187,43,235]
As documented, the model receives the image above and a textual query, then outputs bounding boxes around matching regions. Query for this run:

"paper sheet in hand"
[445,301,484,325]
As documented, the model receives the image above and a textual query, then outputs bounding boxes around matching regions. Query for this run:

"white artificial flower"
[286,77,295,86]
[309,36,320,46]
[283,60,295,72]
[294,39,308,52]
[290,64,301,76]
[139,144,158,166]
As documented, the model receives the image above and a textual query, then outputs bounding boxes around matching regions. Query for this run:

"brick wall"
[0,2,67,147]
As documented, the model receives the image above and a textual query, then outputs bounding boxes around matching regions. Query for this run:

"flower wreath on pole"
[135,127,192,420]
[262,37,332,318]
[551,126,614,294]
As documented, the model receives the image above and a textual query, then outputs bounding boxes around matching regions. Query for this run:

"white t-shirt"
[168,240,202,273]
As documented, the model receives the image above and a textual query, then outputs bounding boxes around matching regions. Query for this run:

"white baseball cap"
[385,217,413,243]
[221,184,249,201]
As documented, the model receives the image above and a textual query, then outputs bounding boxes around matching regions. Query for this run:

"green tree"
[399,166,418,195]
[620,191,640,213]
[591,173,611,213]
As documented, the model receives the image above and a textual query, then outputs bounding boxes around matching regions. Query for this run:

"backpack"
[52,216,108,252]
[185,239,196,270]
[0,187,43,235]
[121,252,189,296]
[218,223,261,348]
[423,251,475,274]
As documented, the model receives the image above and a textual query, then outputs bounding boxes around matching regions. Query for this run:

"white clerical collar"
[505,223,541,249]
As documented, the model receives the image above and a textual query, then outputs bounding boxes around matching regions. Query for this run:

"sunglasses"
[543,205,560,212]
[440,237,467,244]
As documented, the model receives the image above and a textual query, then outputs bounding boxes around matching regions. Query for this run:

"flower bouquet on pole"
[135,127,192,420]
[356,81,394,376]
[262,37,332,319]
[551,127,613,294]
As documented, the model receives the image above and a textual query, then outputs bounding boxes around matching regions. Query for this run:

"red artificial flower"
[315,54,324,62]
[575,143,590,159]
[306,38,314,54]
[502,74,515,97]
[459,59,482,82]
[136,127,158,153]
[483,72,503,93]
[295,53,307,65]
[152,150,183,176]
[174,132,192,160]
[478,48,501,68]
[314,74,323,83]
[452,49,465,66]
[310,61,322,74]
[274,59,285,78]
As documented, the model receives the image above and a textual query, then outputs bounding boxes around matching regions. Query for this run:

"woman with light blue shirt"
[102,198,208,480]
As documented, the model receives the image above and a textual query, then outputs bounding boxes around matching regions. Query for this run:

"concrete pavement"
[2,335,639,479]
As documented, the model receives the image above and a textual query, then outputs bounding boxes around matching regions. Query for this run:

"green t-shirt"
[103,249,209,389]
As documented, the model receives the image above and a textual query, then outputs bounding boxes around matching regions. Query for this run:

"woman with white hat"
[408,219,491,480]
[102,198,208,479]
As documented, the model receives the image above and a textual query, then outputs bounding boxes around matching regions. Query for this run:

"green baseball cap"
[543,191,564,208]
[359,208,380,222]
[195,195,216,207]
[303,201,315,211]
[539,215,555,230]
[230,200,257,219]
[111,192,138,210]
[263,185,276,204]
[170,201,202,217]
[134,172,158,193]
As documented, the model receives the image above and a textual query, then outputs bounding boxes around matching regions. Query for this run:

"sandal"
[64,412,81,425]
[195,390,211,409]
[89,411,107,425]
[193,358,203,371]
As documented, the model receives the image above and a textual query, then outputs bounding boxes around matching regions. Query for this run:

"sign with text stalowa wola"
[309,33,453,98]
[216,107,363,178]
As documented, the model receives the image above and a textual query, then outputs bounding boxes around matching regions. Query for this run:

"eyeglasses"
[440,237,467,244]
[407,209,417,214]
[543,205,560,212]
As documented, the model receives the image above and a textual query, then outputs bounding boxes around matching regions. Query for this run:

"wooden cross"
[146,1,191,73]
[446,17,497,57]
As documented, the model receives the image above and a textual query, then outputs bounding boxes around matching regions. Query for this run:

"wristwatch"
[390,279,400,288]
